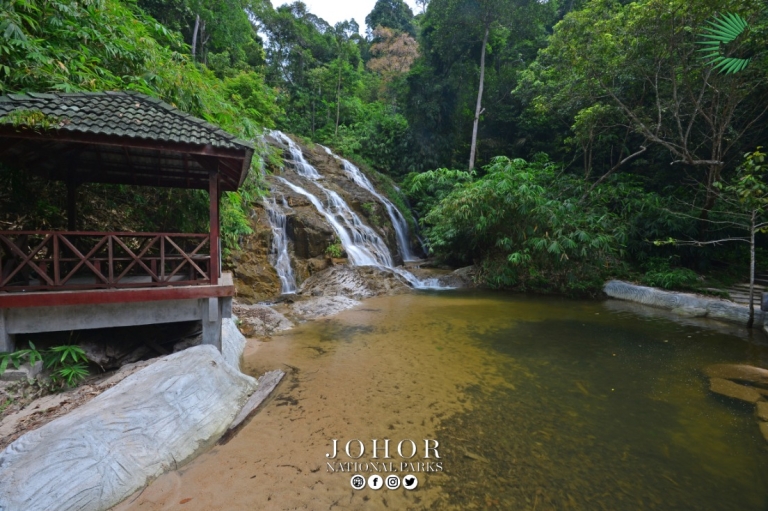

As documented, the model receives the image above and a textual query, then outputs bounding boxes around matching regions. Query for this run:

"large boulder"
[0,346,257,511]
[285,204,335,260]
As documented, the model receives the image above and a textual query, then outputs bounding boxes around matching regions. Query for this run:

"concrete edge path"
[604,280,765,329]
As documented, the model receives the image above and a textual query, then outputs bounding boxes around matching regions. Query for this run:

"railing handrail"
[0,231,209,237]
[0,230,213,292]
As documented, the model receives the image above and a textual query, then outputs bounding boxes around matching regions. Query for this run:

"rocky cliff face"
[228,204,282,303]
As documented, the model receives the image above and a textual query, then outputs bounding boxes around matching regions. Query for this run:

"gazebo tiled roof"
[0,91,253,191]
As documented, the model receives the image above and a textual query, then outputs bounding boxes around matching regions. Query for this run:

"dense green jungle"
[1,0,768,296]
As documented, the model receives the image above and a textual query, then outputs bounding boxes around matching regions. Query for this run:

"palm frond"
[698,12,750,73]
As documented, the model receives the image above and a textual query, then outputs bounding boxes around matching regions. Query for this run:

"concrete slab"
[5,299,201,334]
[2,296,232,354]
[0,361,42,382]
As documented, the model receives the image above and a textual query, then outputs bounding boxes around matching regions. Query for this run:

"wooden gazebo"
[0,92,254,353]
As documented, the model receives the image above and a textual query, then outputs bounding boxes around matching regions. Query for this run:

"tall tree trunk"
[748,209,756,328]
[201,20,209,65]
[191,14,200,61]
[469,26,490,171]
[335,61,342,140]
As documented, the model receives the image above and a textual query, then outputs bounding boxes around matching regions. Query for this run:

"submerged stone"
[761,422,768,443]
[709,378,762,404]
[757,401,768,422]
[671,307,707,318]
[703,364,768,389]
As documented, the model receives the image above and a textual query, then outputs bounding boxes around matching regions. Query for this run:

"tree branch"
[579,145,647,203]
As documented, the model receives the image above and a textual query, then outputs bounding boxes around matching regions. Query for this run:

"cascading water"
[269,130,322,179]
[264,195,297,294]
[275,177,391,267]
[320,146,422,262]
[269,131,449,290]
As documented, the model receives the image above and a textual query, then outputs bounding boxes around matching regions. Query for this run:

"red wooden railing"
[0,231,214,292]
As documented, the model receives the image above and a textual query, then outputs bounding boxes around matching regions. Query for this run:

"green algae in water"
[423,292,768,511]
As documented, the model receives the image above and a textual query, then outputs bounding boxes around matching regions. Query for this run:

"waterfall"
[264,195,297,294]
[321,146,421,262]
[268,131,449,290]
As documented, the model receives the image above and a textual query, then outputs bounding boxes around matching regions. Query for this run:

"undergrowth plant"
[0,342,90,388]
[325,238,344,258]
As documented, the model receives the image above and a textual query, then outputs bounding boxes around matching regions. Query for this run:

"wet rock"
[228,207,283,303]
[172,334,202,353]
[80,339,151,370]
[287,209,334,260]
[709,378,762,403]
[427,265,478,288]
[671,307,707,318]
[703,364,768,389]
[761,422,768,443]
[298,265,411,301]
[757,401,768,422]
[232,302,294,337]
[286,296,362,321]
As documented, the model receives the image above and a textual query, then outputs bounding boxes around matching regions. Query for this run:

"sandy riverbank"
[112,292,510,511]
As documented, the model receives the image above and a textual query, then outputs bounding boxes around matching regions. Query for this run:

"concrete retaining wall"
[604,280,764,327]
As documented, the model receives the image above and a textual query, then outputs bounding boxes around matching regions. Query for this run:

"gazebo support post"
[0,310,14,353]
[201,297,222,351]
[209,169,219,286]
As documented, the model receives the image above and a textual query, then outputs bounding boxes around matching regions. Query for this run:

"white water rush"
[320,145,424,262]
[264,195,297,294]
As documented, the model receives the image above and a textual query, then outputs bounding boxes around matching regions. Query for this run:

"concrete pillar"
[201,297,222,352]
[0,310,14,353]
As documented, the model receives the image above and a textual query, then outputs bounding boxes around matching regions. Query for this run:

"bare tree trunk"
[748,209,756,328]
[468,26,489,171]
[335,61,342,140]
[191,14,200,61]
[201,20,209,65]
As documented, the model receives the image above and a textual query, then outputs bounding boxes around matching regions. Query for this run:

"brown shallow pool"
[115,291,768,511]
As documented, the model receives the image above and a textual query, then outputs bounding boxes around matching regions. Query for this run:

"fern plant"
[0,342,43,374]
[698,13,751,74]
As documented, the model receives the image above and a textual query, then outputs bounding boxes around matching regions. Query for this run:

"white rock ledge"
[604,280,765,327]
[0,345,258,511]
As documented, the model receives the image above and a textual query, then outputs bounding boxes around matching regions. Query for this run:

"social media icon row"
[351,474,418,490]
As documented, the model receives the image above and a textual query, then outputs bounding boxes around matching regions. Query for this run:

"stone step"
[732,283,768,290]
